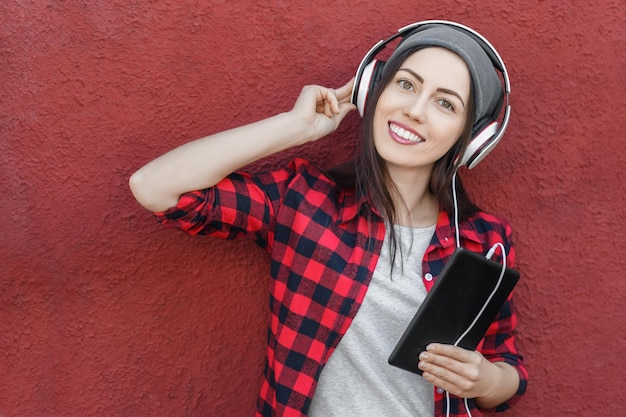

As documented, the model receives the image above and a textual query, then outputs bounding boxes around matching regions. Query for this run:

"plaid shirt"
[154,158,527,417]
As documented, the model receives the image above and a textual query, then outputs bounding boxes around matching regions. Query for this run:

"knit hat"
[387,24,503,128]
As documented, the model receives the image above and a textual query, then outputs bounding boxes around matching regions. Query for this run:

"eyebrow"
[398,68,466,108]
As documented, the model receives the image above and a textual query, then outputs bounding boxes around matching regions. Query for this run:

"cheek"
[372,111,388,142]
[435,114,466,145]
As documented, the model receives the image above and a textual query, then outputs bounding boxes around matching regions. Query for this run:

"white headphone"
[351,20,511,169]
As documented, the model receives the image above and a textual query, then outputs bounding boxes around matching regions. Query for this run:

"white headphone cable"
[447,171,507,417]
[452,170,461,249]
[453,241,506,348]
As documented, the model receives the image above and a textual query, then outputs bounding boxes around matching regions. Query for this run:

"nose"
[404,95,428,123]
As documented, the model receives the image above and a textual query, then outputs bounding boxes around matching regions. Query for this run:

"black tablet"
[388,247,520,375]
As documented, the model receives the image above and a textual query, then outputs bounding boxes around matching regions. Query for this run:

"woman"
[130,21,527,417]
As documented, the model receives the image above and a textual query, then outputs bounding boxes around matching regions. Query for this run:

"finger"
[324,100,333,117]
[326,88,341,114]
[420,358,471,397]
[322,88,334,117]
[303,85,326,114]
[419,352,460,378]
[421,372,465,398]
[418,349,465,376]
[425,343,476,362]
[419,348,482,386]
[337,101,356,118]
[335,78,356,103]
[312,86,329,114]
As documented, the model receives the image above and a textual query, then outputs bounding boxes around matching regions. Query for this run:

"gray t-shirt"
[309,224,436,417]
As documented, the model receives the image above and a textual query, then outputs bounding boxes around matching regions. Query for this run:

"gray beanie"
[387,24,503,128]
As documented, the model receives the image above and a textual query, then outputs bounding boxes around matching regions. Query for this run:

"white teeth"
[389,123,422,142]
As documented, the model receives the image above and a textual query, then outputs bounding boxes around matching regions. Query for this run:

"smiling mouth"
[389,122,424,143]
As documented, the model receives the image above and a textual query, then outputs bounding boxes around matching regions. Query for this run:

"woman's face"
[373,47,471,177]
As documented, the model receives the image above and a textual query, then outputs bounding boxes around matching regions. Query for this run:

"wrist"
[474,361,519,409]
[277,110,317,146]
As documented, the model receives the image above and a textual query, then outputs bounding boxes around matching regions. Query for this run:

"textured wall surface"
[1,0,624,416]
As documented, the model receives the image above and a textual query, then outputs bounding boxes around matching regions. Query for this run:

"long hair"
[331,46,480,219]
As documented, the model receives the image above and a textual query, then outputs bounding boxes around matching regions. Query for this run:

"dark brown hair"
[328,47,480,267]
[332,47,480,219]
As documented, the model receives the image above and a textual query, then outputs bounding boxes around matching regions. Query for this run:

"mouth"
[388,122,424,144]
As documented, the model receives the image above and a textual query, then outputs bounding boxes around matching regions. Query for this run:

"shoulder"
[465,210,513,236]
[249,158,356,214]
[253,157,335,188]
[464,210,516,264]
[445,209,514,255]
[437,209,512,241]
[433,209,515,252]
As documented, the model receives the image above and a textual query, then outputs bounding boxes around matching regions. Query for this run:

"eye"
[397,78,414,91]
[437,98,456,112]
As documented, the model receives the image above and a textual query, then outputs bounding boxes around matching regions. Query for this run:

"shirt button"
[424,273,433,281]
[437,387,444,394]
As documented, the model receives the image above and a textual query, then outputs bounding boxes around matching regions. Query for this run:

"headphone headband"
[351,20,511,169]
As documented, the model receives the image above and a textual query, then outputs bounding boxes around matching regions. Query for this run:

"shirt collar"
[336,188,381,225]
[337,189,484,248]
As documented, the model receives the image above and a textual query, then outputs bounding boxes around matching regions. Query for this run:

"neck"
[387,165,439,228]
[395,193,439,228]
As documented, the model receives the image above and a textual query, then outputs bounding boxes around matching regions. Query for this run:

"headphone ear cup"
[458,122,499,168]
[355,59,386,116]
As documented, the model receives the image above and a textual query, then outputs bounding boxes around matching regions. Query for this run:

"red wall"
[1,1,624,416]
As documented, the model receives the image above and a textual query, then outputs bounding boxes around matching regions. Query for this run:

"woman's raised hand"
[289,79,356,142]
[130,79,357,212]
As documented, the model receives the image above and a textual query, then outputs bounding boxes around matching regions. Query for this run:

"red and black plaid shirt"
[154,158,527,417]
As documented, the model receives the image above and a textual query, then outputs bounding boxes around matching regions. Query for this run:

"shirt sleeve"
[152,158,309,250]
[476,221,528,412]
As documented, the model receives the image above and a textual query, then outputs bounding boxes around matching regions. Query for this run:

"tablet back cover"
[387,248,520,375]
